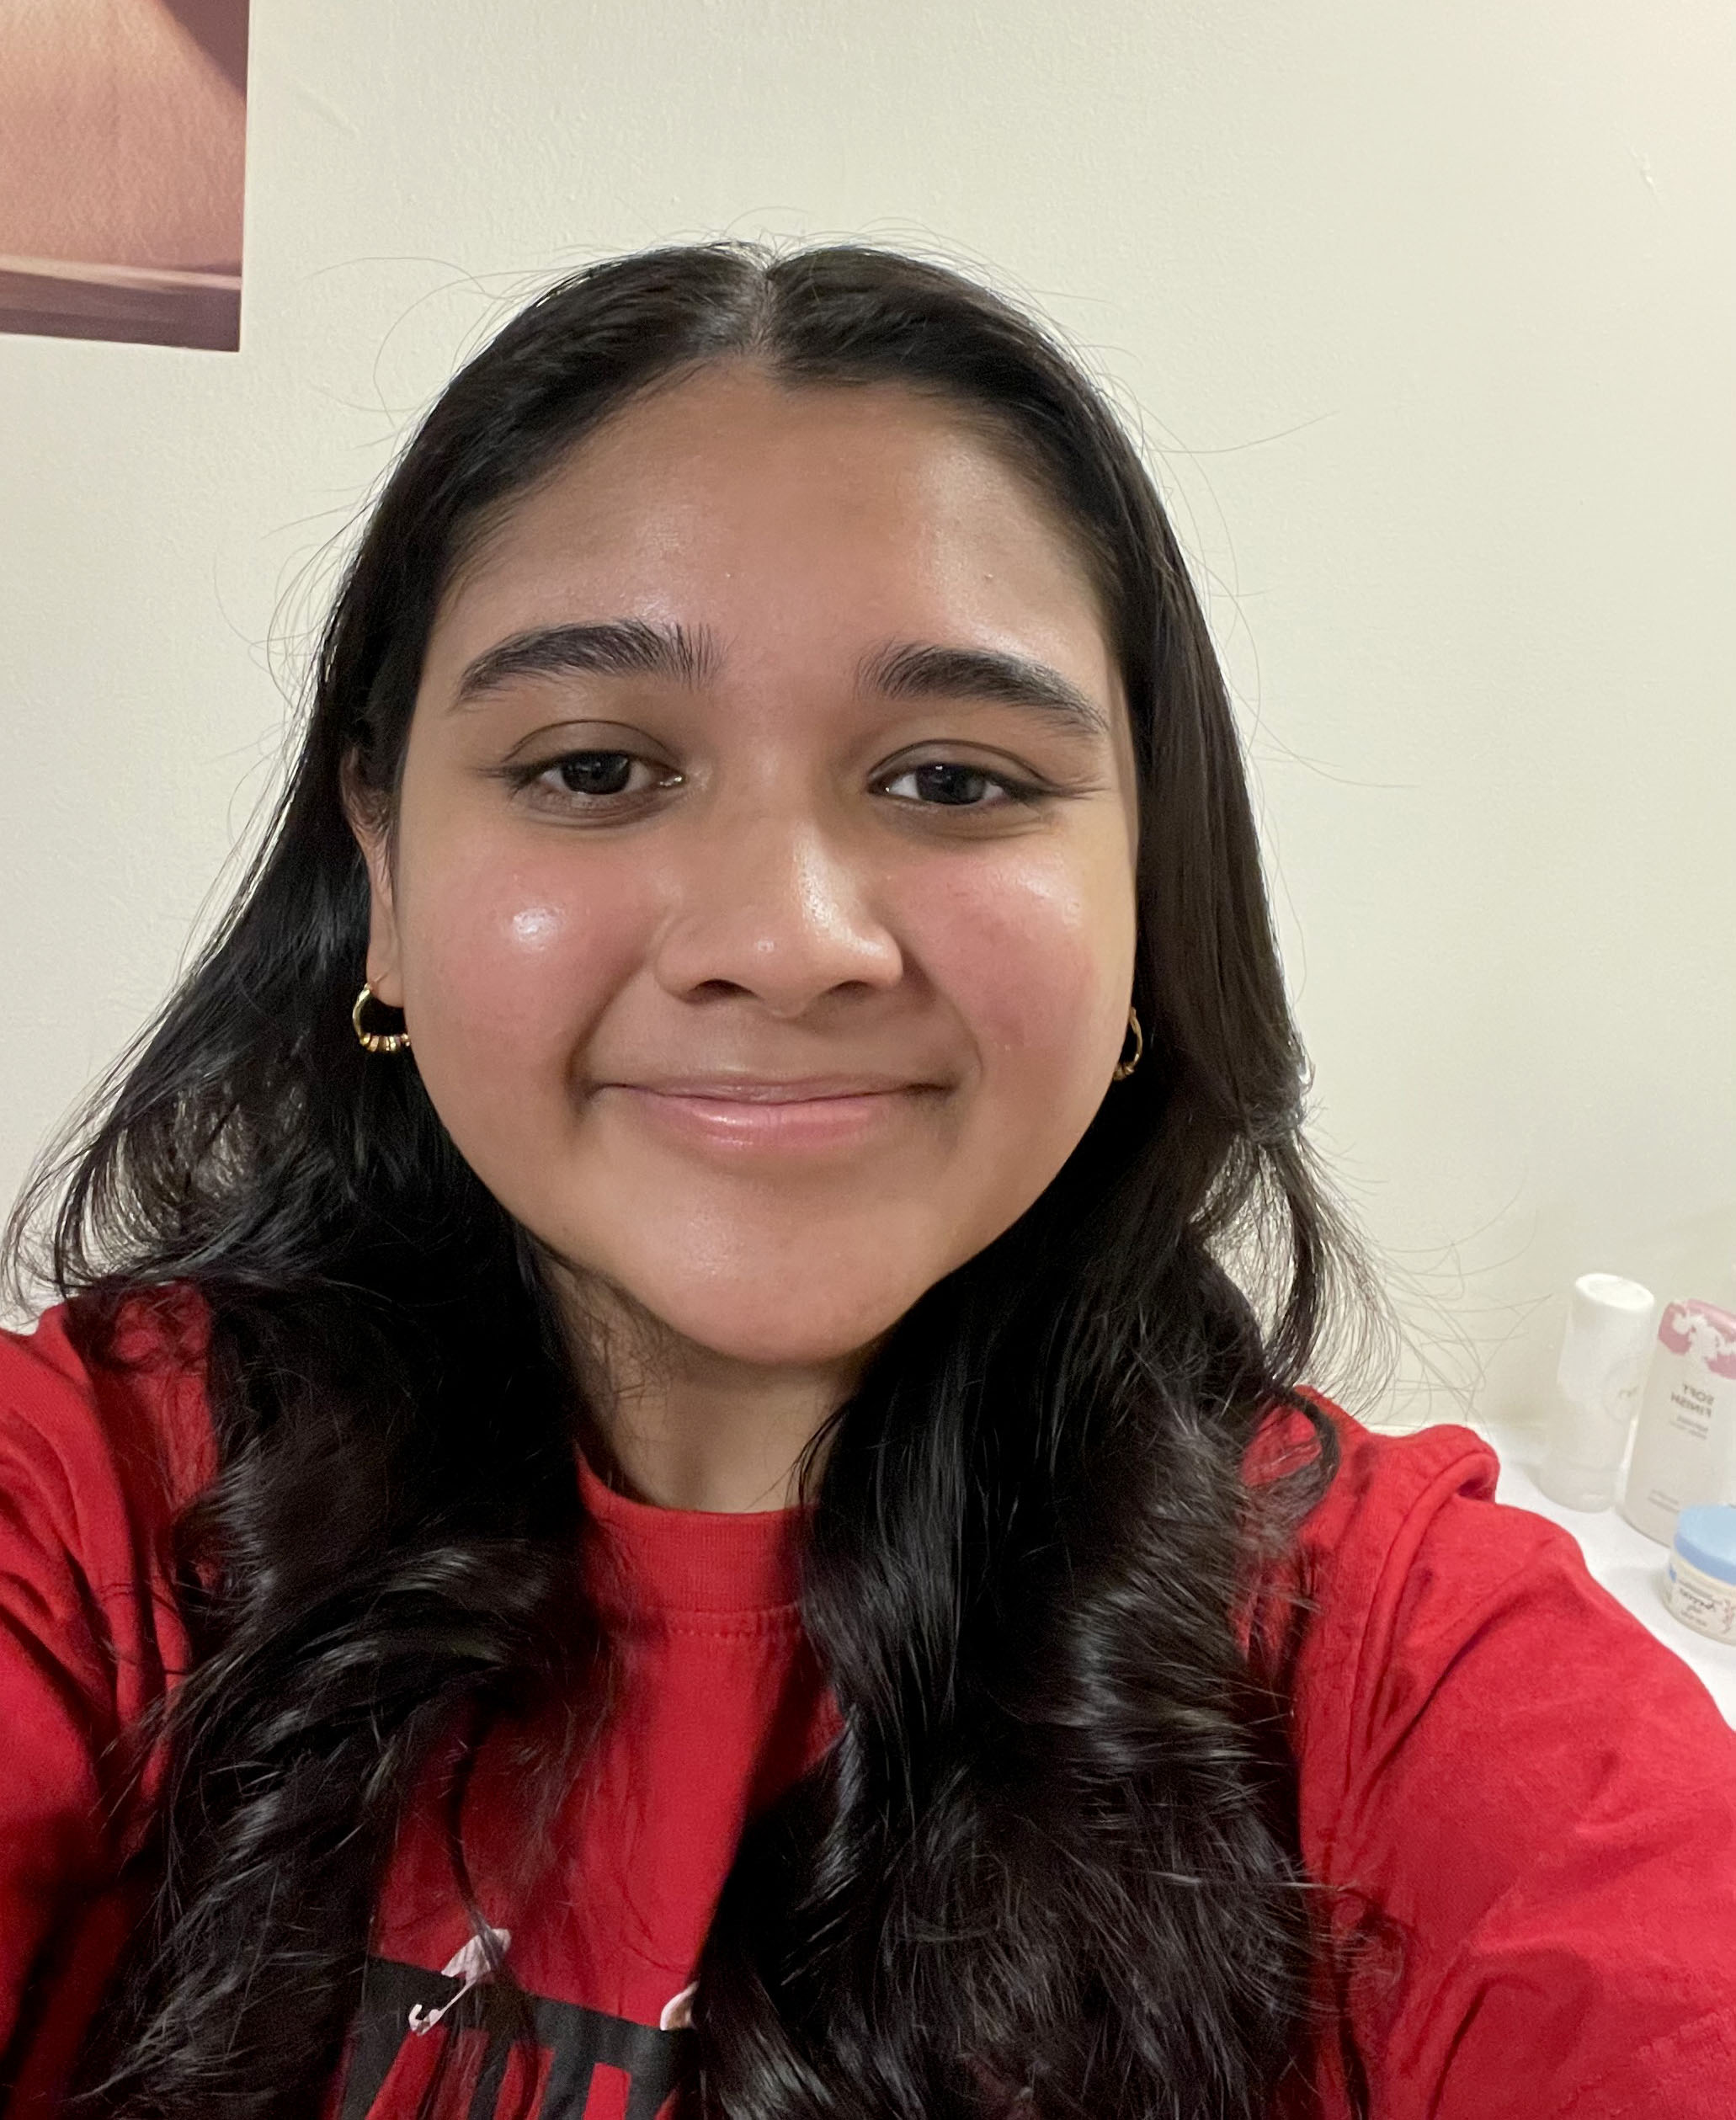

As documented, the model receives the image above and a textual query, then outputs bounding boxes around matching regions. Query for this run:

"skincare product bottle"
[1621,1299,1736,1545]
[1536,1273,1657,1511]
[1664,1505,1736,1646]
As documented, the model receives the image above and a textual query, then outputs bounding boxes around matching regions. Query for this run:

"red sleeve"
[1288,1409,1736,2117]
[0,1299,208,2104]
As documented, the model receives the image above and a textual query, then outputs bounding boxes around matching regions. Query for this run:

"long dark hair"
[9,242,1377,2118]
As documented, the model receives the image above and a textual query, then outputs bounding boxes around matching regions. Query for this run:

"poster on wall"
[0,0,248,351]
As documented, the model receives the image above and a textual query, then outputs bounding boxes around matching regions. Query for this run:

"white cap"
[1558,1272,1657,1402]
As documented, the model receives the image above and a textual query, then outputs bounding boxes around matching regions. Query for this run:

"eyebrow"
[451,619,1110,740]
[857,640,1110,740]
[451,619,720,706]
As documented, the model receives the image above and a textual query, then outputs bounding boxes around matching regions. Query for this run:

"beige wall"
[2,0,1732,1426]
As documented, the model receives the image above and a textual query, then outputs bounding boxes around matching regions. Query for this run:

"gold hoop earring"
[1112,1005,1143,1082]
[352,983,411,1056]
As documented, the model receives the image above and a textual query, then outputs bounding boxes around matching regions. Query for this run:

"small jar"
[1664,1505,1736,1646]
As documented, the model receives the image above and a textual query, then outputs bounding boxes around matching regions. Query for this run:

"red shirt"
[2,1296,1733,2117]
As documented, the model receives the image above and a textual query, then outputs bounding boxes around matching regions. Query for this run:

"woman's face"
[357,365,1140,1372]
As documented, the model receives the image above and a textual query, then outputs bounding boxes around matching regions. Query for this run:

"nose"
[650,810,904,1017]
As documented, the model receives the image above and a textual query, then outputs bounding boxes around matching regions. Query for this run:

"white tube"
[1536,1274,1657,1511]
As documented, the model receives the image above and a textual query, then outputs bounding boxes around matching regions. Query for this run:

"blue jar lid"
[1672,1505,1736,1585]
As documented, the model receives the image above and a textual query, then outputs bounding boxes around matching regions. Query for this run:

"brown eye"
[881,754,1046,801]
[515,750,677,807]
[553,753,636,796]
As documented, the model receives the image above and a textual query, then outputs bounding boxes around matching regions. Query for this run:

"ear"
[341,756,406,1009]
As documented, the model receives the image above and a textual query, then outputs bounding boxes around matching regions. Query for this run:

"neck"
[553,1270,865,1513]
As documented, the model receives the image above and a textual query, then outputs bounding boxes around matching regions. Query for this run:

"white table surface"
[1483,1423,1736,1726]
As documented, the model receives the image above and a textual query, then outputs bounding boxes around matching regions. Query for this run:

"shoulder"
[1251,1391,1736,1832]
[1243,1395,1506,1681]
[1255,1394,1736,2112]
[1238,1396,1507,1718]
[1258,1393,1733,1807]
[0,1290,216,2079]
[0,1286,217,1575]
[0,1283,216,1764]
[1243,1389,1501,1539]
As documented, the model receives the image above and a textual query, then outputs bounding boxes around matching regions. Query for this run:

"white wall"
[3,0,1732,1427]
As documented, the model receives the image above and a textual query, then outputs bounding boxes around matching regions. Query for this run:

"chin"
[647,1281,908,1372]
[586,1228,935,1372]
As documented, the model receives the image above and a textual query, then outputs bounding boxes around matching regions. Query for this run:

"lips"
[595,1073,942,1153]
[609,1074,929,1101]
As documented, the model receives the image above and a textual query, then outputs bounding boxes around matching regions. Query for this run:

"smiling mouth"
[614,1074,934,1100]
[597,1076,943,1152]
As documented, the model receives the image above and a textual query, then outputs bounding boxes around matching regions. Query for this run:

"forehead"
[429,365,1120,700]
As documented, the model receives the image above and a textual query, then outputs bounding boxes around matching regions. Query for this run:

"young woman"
[1,243,1732,2120]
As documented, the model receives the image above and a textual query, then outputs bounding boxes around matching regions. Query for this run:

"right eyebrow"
[450,619,721,706]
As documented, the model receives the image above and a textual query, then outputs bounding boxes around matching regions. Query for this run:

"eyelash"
[507,751,1056,814]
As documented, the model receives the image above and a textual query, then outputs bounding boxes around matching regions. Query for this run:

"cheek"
[392,834,641,1122]
[903,839,1137,1086]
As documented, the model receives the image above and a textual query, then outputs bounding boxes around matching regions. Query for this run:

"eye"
[519,750,678,805]
[879,761,1030,808]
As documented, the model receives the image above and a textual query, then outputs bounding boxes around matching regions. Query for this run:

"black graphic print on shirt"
[338,1956,691,2120]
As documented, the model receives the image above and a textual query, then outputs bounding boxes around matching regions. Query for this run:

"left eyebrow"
[857,640,1110,740]
[450,619,720,707]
